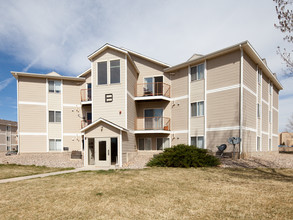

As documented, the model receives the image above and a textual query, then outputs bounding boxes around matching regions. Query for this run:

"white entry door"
[95,138,111,167]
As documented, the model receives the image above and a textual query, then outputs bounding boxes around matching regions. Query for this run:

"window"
[269,138,272,151]
[157,138,170,150]
[257,136,261,151]
[138,138,152,150]
[49,139,62,151]
[270,83,273,95]
[191,63,204,81]
[191,101,204,116]
[49,111,61,123]
[110,60,120,84]
[258,69,262,85]
[191,136,204,148]
[6,126,10,131]
[257,104,261,118]
[7,136,10,142]
[98,61,107,85]
[48,80,61,93]
[6,146,10,151]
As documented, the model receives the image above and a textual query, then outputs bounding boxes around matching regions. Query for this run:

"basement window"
[191,136,204,149]
[49,139,62,151]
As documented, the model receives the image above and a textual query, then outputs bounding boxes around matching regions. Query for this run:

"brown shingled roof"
[0,119,17,127]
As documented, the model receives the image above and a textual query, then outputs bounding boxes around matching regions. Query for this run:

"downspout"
[239,45,243,158]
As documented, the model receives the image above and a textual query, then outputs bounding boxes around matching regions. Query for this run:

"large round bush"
[147,144,220,168]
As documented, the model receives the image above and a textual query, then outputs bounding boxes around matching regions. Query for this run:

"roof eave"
[11,71,85,81]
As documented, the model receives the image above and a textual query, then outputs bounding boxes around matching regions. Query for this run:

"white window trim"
[190,63,205,82]
[190,136,205,149]
[191,101,205,117]
[48,80,61,93]
[49,139,62,151]
[49,110,62,123]
[156,137,170,150]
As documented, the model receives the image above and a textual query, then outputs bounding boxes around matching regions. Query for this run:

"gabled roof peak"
[47,71,60,76]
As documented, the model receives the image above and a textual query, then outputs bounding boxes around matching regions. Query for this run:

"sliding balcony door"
[144,109,163,130]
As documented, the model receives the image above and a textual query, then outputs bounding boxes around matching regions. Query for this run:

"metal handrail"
[135,117,171,130]
[80,89,92,102]
[81,120,92,129]
[135,82,171,98]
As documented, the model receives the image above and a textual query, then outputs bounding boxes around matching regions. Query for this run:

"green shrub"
[147,144,220,168]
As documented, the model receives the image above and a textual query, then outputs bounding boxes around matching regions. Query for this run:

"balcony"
[135,82,171,101]
[135,117,171,134]
[81,120,92,129]
[80,89,92,103]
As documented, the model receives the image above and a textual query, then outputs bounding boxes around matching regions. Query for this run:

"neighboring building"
[11,41,283,168]
[279,132,293,146]
[0,119,18,152]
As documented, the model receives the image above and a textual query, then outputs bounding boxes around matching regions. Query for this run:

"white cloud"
[0,78,14,91]
[0,0,292,131]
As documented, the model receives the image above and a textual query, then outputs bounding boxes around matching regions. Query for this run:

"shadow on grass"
[223,167,293,183]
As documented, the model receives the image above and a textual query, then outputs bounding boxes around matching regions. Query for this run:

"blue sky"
[0,0,292,131]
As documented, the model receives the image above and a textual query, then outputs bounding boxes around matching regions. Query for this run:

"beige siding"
[91,48,126,127]
[243,89,256,129]
[207,88,239,128]
[85,121,120,138]
[48,93,61,110]
[48,124,62,138]
[262,134,268,152]
[262,75,269,102]
[242,130,256,153]
[127,58,138,130]
[206,130,240,152]
[63,80,81,104]
[207,50,240,90]
[0,125,6,132]
[171,68,188,97]
[19,135,47,152]
[130,54,169,85]
[262,103,268,132]
[190,79,204,102]
[243,52,257,93]
[171,133,188,146]
[18,77,46,102]
[19,105,46,132]
[63,107,82,133]
[273,136,278,150]
[122,132,136,163]
[273,86,279,109]
[171,98,188,131]
[63,136,81,151]
[273,109,278,134]
[190,117,204,136]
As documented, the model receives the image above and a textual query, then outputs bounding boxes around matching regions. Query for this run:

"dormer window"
[110,60,120,84]
[97,61,107,85]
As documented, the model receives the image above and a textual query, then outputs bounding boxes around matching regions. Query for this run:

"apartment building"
[0,119,18,152]
[11,41,283,168]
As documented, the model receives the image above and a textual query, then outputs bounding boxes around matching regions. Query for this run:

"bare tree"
[286,113,293,131]
[274,0,293,73]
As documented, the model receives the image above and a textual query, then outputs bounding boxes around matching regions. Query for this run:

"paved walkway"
[0,167,109,184]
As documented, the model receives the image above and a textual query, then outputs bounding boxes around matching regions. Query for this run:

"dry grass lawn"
[0,164,72,180]
[0,167,293,219]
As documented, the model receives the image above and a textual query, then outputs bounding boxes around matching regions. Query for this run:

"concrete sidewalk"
[0,167,109,184]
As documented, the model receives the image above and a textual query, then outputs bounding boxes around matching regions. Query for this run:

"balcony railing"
[135,117,171,131]
[135,82,170,98]
[81,89,92,102]
[81,120,92,129]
